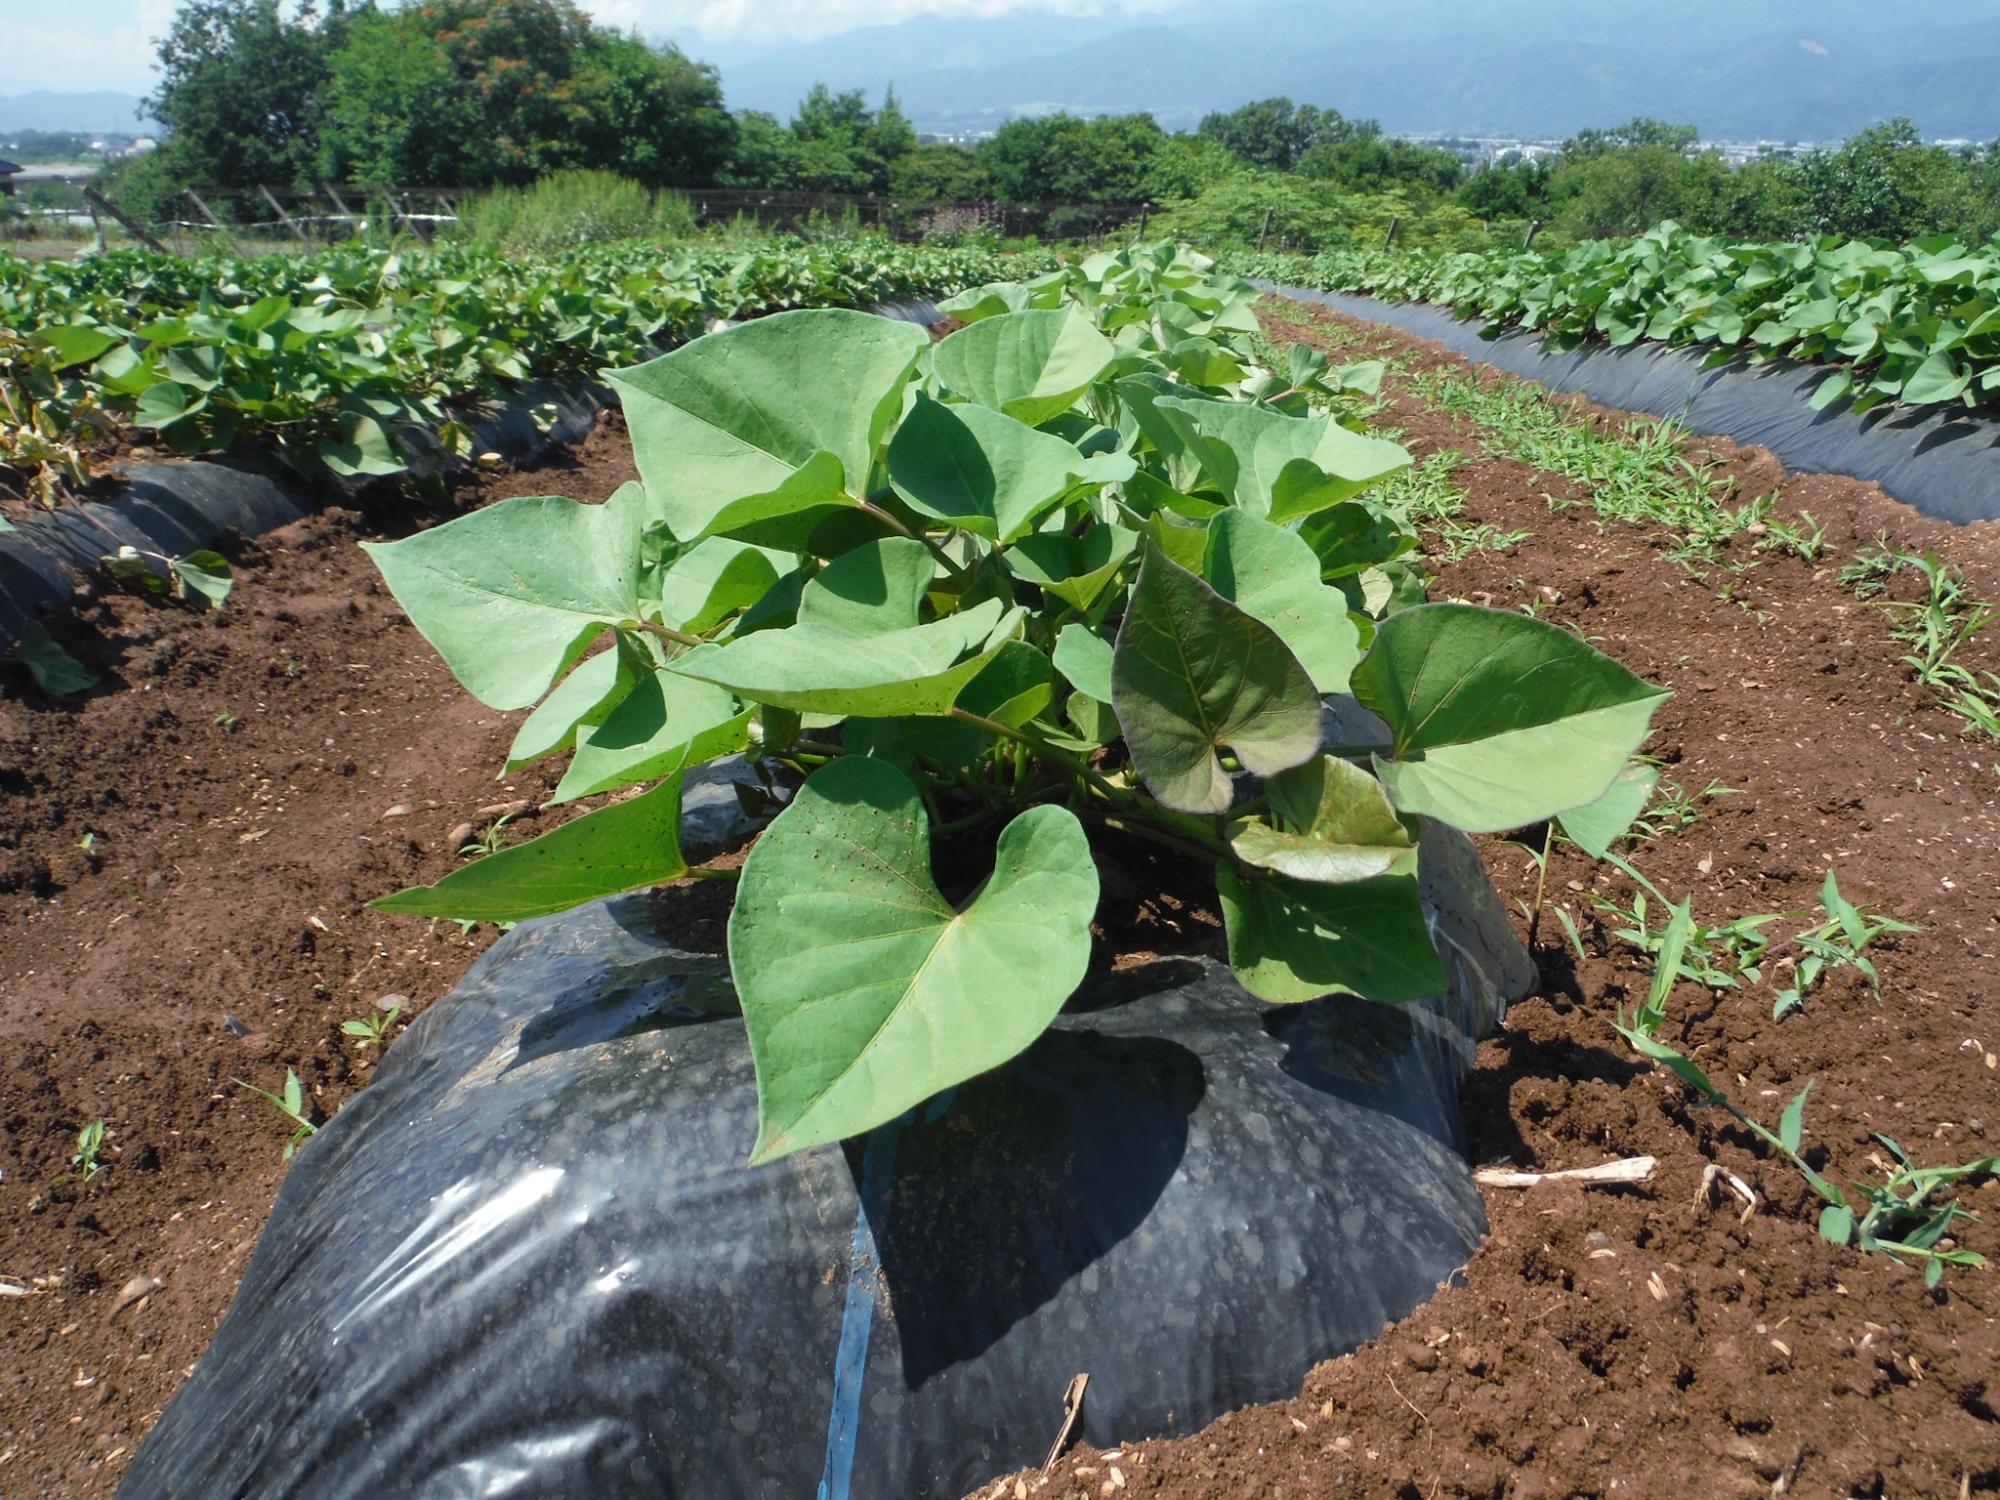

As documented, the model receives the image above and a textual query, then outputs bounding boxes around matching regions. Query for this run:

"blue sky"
[5,0,1197,96]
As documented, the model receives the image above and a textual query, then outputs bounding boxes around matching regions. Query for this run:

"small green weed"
[341,997,404,1048]
[234,1069,318,1160]
[1632,774,1736,838]
[68,1119,106,1184]
[1614,909,1989,1285]
[1772,870,1921,1018]
[1839,547,2000,737]
[458,814,518,858]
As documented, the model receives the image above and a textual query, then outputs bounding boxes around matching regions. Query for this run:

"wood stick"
[1474,1156,1656,1189]
[1040,1373,1089,1474]
[80,186,166,253]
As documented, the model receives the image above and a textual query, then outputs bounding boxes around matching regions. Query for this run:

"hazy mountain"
[717,0,2000,141]
[0,92,159,136]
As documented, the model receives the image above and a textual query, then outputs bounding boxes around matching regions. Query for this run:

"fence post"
[185,188,241,255]
[1137,201,1150,240]
[80,185,167,254]
[257,184,309,242]
[1385,214,1401,250]
[1258,206,1274,252]
[320,183,357,239]
[1524,218,1543,249]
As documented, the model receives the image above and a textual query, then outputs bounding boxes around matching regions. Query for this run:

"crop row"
[1233,222,2000,414]
[0,239,1053,502]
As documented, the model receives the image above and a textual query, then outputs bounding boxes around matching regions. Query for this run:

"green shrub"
[459,170,696,252]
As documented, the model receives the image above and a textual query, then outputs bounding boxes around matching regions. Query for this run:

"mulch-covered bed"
[3,303,1998,1498]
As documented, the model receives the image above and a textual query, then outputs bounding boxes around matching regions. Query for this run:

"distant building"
[0,160,21,196]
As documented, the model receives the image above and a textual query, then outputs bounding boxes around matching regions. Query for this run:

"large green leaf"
[932,306,1116,426]
[795,536,936,635]
[553,668,750,802]
[362,487,647,710]
[1111,546,1321,815]
[1557,761,1659,860]
[1052,622,1114,702]
[608,309,927,540]
[374,778,687,923]
[887,394,1088,542]
[504,642,643,772]
[1216,863,1444,1004]
[1153,396,1410,522]
[1351,604,1670,833]
[1005,523,1137,610]
[1203,510,1361,694]
[670,598,1023,716]
[730,757,1097,1164]
[1225,755,1414,884]
[658,538,790,634]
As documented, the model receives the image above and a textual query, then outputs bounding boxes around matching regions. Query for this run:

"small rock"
[1405,1343,1439,1372]
[446,822,476,852]
[222,1015,250,1038]
[376,993,408,1014]
[476,798,532,819]
[383,804,413,819]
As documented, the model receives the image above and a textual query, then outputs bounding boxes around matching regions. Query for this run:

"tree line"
[106,0,2000,249]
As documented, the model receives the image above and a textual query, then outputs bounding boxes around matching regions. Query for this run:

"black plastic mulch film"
[118,743,1532,1499]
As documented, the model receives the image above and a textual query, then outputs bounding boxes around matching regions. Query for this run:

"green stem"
[684,864,740,882]
[631,618,704,649]
[857,499,970,584]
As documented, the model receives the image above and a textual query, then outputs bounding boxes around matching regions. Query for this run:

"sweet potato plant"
[366,245,1668,1163]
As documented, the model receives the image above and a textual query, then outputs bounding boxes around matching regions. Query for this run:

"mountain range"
[712,0,2000,141]
[9,2,2000,146]
[0,91,159,136]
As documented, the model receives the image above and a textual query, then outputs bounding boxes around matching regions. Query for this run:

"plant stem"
[631,618,704,648]
[684,863,740,882]
[857,499,970,583]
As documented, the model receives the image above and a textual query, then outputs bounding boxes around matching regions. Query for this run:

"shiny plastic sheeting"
[120,817,1530,1500]
[1261,283,2000,526]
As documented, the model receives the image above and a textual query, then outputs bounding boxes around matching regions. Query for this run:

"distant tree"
[723,84,913,194]
[1457,157,1552,219]
[888,141,991,204]
[1196,97,1353,172]
[1299,132,1463,196]
[1791,119,1953,240]
[144,0,349,189]
[316,0,730,189]
[979,114,1168,203]
[1547,143,1707,238]
[1565,118,1700,158]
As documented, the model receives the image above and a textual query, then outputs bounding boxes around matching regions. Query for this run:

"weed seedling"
[1614,920,1990,1284]
[213,710,239,731]
[68,1119,106,1184]
[341,998,404,1048]
[233,1069,318,1160]
[1632,774,1735,838]
[458,814,517,858]
[1771,870,1920,1018]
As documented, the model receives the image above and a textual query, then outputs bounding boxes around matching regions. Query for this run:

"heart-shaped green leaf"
[1352,604,1670,833]
[670,598,1023,716]
[933,306,1116,427]
[1203,509,1361,694]
[363,487,648,709]
[374,777,687,924]
[887,394,1089,542]
[1154,396,1410,522]
[1226,755,1414,884]
[1052,622,1114,703]
[505,641,644,772]
[554,667,751,802]
[658,538,790,634]
[609,309,927,541]
[1112,545,1320,815]
[730,756,1097,1163]
[1216,862,1444,1004]
[795,536,936,635]
[1006,523,1137,610]
[1556,761,1659,859]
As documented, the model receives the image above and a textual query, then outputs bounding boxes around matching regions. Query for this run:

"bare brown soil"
[0,412,642,1494]
[3,304,1998,1499]
[977,302,2000,1500]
